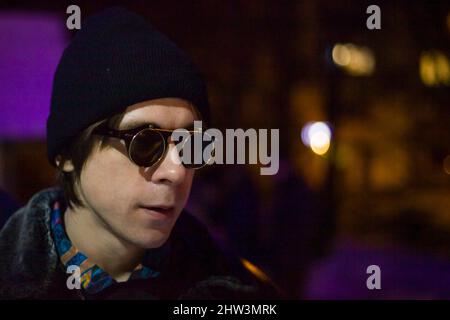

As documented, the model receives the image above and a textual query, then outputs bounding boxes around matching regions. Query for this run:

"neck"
[64,204,144,282]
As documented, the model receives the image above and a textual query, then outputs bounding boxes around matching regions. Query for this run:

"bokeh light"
[420,50,450,87]
[331,43,375,76]
[332,44,351,66]
[301,121,332,156]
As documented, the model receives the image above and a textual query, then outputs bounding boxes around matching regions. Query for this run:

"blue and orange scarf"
[50,201,167,294]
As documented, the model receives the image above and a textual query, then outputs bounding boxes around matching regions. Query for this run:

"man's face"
[77,98,197,249]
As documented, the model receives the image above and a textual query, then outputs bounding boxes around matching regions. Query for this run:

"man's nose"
[150,143,186,185]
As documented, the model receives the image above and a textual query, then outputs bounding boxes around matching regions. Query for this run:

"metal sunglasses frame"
[92,121,213,169]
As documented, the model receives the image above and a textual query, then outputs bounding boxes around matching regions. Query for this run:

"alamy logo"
[66,5,81,30]
[366,5,381,30]
[366,265,381,290]
[170,121,280,175]
[66,265,81,290]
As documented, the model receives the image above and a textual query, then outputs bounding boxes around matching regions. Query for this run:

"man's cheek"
[179,180,194,208]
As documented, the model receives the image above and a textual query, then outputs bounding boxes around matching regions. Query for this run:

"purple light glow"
[0,11,69,140]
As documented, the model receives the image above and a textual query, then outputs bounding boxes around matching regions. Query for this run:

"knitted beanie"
[47,7,210,166]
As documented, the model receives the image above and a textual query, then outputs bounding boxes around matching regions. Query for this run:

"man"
[0,7,279,299]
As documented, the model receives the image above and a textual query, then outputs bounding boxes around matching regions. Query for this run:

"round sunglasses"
[92,121,215,169]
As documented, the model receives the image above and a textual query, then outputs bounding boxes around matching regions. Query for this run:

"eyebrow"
[120,120,195,131]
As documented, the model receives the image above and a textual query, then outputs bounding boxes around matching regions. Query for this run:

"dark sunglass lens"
[130,130,165,167]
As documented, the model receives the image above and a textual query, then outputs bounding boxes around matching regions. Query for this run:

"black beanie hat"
[47,7,210,166]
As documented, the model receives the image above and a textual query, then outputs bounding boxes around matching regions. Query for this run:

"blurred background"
[0,0,449,299]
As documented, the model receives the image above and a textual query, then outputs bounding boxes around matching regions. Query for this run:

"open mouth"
[138,205,175,220]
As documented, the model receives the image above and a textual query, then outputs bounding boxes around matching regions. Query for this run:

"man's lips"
[138,205,175,220]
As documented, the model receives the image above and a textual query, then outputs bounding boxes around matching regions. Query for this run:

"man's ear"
[55,155,74,173]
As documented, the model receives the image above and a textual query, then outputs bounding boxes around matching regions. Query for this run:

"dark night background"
[1,0,449,299]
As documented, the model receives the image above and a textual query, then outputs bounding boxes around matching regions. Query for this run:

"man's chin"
[128,230,170,249]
